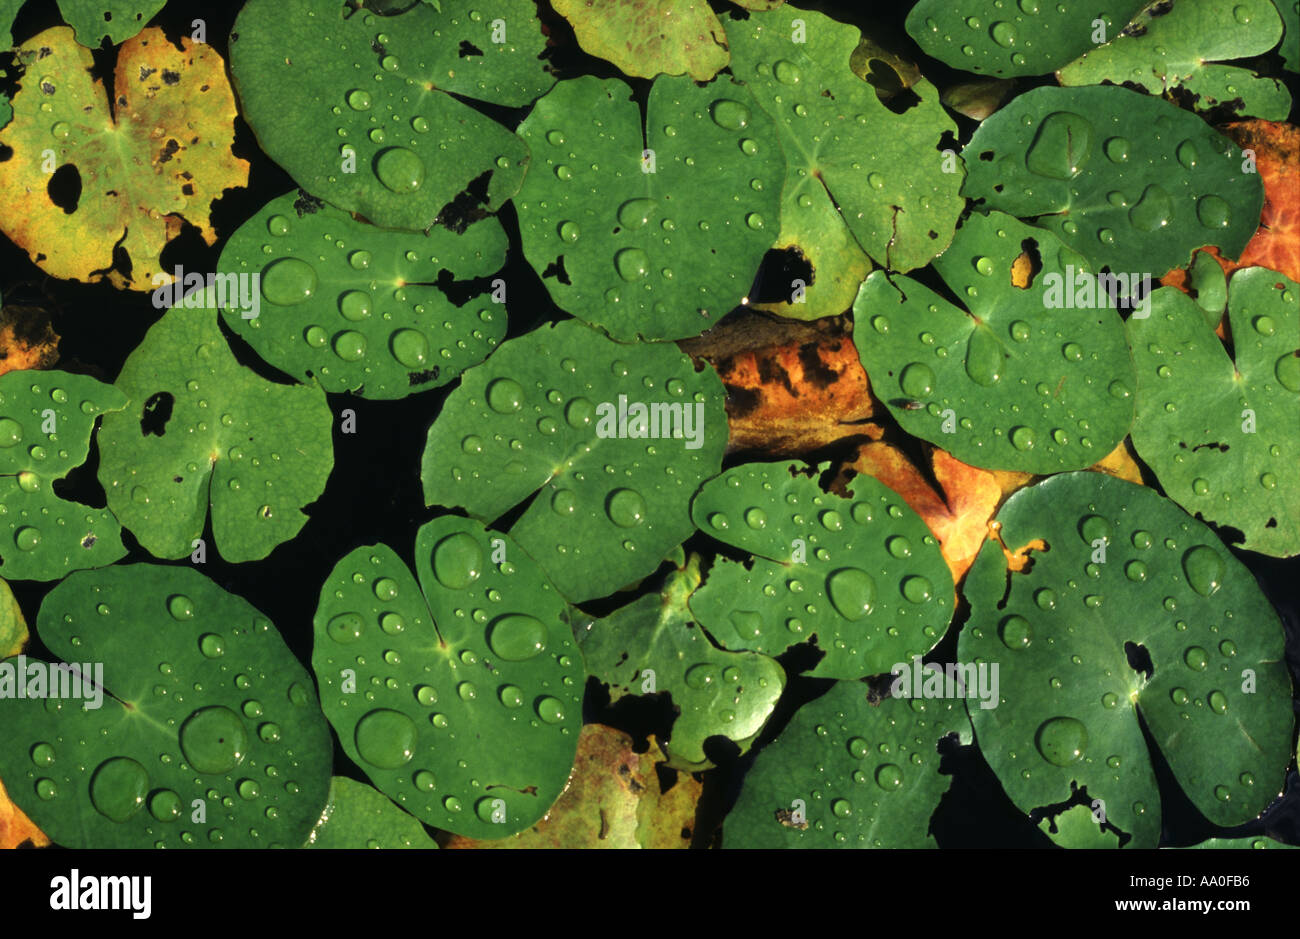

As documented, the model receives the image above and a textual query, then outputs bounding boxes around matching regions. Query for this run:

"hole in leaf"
[978,150,995,162]
[47,164,81,214]
[140,391,175,437]
[1011,238,1041,289]
[1124,641,1153,681]
[541,255,571,285]
[458,40,484,57]
[747,246,813,304]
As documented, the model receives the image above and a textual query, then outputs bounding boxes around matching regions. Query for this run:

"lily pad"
[1186,835,1296,847]
[304,777,436,848]
[0,27,249,288]
[218,191,508,399]
[514,75,784,341]
[421,320,728,603]
[552,0,728,81]
[577,554,785,770]
[960,471,1294,847]
[0,564,334,849]
[1274,0,1300,70]
[312,516,583,838]
[853,210,1135,473]
[1,0,20,48]
[1128,268,1300,557]
[230,0,552,232]
[729,9,964,319]
[906,0,1148,78]
[1058,0,1292,121]
[97,291,334,563]
[724,681,968,847]
[0,369,128,581]
[57,0,166,46]
[690,461,953,680]
[962,85,1264,275]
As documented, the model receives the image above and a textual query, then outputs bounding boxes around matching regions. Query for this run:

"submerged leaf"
[0,27,249,288]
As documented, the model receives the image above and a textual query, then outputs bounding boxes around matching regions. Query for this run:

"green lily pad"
[218,190,508,399]
[1128,268,1300,557]
[906,0,1148,77]
[577,554,785,770]
[552,0,728,81]
[1188,250,1229,326]
[57,0,165,46]
[690,461,953,680]
[853,210,1135,473]
[0,369,128,581]
[229,0,552,232]
[0,564,334,849]
[514,75,784,341]
[0,576,24,657]
[1040,804,1121,848]
[962,85,1264,274]
[1058,0,1292,121]
[1186,835,1296,848]
[960,472,1294,848]
[421,320,728,603]
[724,681,968,848]
[312,516,583,838]
[305,777,436,848]
[1273,0,1300,70]
[728,9,964,319]
[1,0,20,49]
[97,292,334,563]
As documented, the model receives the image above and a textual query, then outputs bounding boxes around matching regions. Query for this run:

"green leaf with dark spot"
[1058,0,1292,121]
[0,564,334,849]
[218,190,507,399]
[1128,269,1300,557]
[962,85,1264,274]
[421,320,728,603]
[578,554,785,770]
[97,292,334,563]
[960,472,1294,848]
[312,516,583,839]
[728,9,965,319]
[230,0,552,232]
[0,369,128,581]
[723,682,968,847]
[906,0,1148,78]
[305,777,436,848]
[57,0,166,46]
[853,210,1135,473]
[690,460,953,680]
[514,75,784,341]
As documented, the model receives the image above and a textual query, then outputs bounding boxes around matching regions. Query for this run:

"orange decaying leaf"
[0,778,48,849]
[0,304,60,377]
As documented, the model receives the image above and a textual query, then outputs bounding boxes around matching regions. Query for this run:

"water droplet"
[1196,195,1231,228]
[1184,646,1209,671]
[346,89,372,110]
[1181,545,1223,597]
[180,706,249,774]
[432,532,484,589]
[614,247,650,282]
[773,59,801,84]
[488,614,548,662]
[261,257,318,306]
[990,20,1017,46]
[875,763,903,790]
[827,568,875,620]
[88,757,149,822]
[1208,690,1228,714]
[333,330,367,362]
[1000,615,1033,649]
[606,488,647,528]
[355,709,417,769]
[1035,716,1088,766]
[1026,112,1094,179]
[901,575,933,604]
[1275,352,1300,392]
[536,696,565,724]
[1176,139,1198,169]
[148,789,182,821]
[1128,184,1172,232]
[486,377,523,413]
[964,327,1003,386]
[899,362,935,398]
[1009,426,1036,451]
[709,99,750,130]
[375,147,425,193]
[617,198,657,230]
[1034,587,1057,611]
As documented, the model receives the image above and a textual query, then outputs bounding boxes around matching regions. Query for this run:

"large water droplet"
[615,247,650,282]
[1025,111,1094,179]
[964,326,1003,387]
[709,99,751,130]
[617,198,657,229]
[1181,544,1223,597]
[606,488,647,528]
[261,258,318,306]
[1128,184,1172,232]
[355,709,417,768]
[375,147,425,193]
[488,614,548,661]
[899,362,935,398]
[1035,716,1088,766]
[1196,195,1231,229]
[486,377,523,413]
[390,329,429,368]
[180,706,249,775]
[432,532,484,589]
[827,568,876,621]
[90,757,149,823]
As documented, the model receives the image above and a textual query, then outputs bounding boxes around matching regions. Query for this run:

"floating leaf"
[0,564,334,849]
[1,0,20,48]
[421,320,728,603]
[906,0,1148,78]
[552,0,728,81]
[56,0,166,46]
[962,85,1264,274]
[1128,268,1300,556]
[218,191,508,399]
[97,293,334,563]
[960,472,1294,847]
[1273,0,1300,70]
[691,460,953,680]
[445,725,701,848]
[230,0,552,232]
[1186,834,1297,847]
[304,777,436,849]
[844,442,1001,583]
[941,78,1016,121]
[729,9,964,318]
[312,516,583,838]
[724,682,967,847]
[679,312,875,456]
[854,210,1135,473]
[1058,0,1292,121]
[578,555,785,770]
[0,369,127,581]
[514,75,784,340]
[0,27,249,288]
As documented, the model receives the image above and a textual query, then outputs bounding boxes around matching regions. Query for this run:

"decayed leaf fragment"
[1161,120,1300,286]
[0,26,249,289]
[680,312,877,455]
[841,442,1000,582]
[0,777,48,849]
[444,725,700,849]
[0,304,60,376]
[551,0,729,81]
